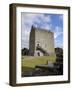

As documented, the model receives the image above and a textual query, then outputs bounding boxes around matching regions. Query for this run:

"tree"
[21,48,29,56]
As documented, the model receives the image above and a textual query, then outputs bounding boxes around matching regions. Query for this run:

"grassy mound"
[22,55,56,71]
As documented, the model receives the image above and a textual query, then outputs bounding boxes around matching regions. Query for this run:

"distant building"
[29,26,55,56]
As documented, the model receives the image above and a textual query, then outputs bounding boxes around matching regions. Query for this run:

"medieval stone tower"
[29,26,55,56]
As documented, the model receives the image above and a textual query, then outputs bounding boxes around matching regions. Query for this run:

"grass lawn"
[21,55,56,73]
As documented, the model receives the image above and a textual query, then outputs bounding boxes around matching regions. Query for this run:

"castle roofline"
[31,25,53,34]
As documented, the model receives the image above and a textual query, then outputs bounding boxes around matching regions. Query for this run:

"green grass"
[21,55,56,73]
[22,66,35,73]
[22,55,56,68]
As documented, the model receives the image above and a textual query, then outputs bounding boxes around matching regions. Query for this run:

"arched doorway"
[37,52,40,56]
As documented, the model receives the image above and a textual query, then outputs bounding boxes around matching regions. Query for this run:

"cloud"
[33,14,52,29]
[55,40,63,48]
[21,13,52,49]
[54,26,63,48]
[21,29,30,49]
[54,26,63,39]
[21,13,63,49]
[22,13,52,29]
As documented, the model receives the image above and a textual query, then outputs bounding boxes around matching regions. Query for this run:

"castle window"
[37,43,39,46]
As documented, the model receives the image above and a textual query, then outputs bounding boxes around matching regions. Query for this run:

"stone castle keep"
[29,26,55,56]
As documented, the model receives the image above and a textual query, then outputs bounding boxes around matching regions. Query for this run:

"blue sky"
[21,13,63,49]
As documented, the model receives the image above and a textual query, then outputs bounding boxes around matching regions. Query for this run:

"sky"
[21,13,63,49]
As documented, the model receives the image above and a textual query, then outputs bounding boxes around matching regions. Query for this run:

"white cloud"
[55,40,63,48]
[21,13,52,49]
[21,13,63,49]
[54,26,63,48]
[54,26,63,39]
[21,29,30,49]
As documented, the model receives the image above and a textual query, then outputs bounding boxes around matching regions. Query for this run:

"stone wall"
[29,26,55,56]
